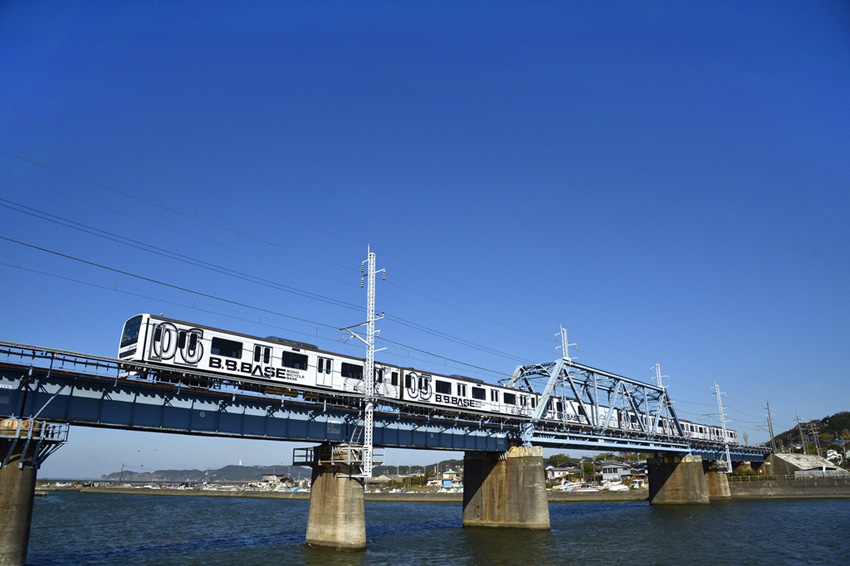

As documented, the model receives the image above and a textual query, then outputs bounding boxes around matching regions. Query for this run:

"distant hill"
[100,457,466,483]
[100,464,310,483]
[773,411,850,451]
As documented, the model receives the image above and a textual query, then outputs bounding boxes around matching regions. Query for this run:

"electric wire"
[0,149,354,272]
[2,151,678,382]
[0,238,511,376]
[0,150,779,427]
[0,194,541,368]
[0,197,363,313]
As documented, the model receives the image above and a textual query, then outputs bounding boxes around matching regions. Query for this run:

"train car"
[118,314,401,398]
[398,369,537,418]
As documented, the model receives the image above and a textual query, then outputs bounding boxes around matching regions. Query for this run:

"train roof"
[265,336,319,350]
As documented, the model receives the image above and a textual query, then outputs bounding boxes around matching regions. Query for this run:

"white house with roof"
[600,462,631,482]
[427,469,463,491]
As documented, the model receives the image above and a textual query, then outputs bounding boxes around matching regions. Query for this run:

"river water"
[28,492,849,565]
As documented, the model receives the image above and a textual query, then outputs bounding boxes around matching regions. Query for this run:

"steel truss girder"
[508,358,684,441]
[526,428,690,453]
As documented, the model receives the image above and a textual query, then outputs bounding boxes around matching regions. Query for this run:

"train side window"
[457,383,467,397]
[504,392,516,405]
[211,337,242,358]
[472,387,485,401]
[177,330,187,349]
[491,390,499,403]
[391,372,398,386]
[376,368,384,383]
[282,351,309,370]
[341,362,363,380]
[435,380,451,394]
[405,374,412,389]
[318,357,332,374]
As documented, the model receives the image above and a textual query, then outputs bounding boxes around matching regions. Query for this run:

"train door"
[253,344,271,366]
[317,356,333,387]
[374,365,399,398]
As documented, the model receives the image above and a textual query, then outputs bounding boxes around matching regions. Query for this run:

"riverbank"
[47,480,850,501]
[56,486,648,502]
[729,476,850,499]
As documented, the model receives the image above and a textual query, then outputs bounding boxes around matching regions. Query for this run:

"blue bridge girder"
[0,342,770,462]
[0,343,510,454]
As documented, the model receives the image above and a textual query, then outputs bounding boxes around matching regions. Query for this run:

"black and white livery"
[119,314,738,444]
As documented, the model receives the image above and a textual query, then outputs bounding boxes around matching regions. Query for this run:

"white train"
[118,314,738,444]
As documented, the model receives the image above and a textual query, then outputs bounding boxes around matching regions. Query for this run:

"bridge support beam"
[648,454,710,504]
[703,461,731,500]
[305,445,366,550]
[462,445,550,530]
[0,422,40,566]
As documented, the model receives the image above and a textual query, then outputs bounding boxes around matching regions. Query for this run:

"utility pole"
[557,325,576,362]
[795,413,807,454]
[653,364,668,390]
[341,245,385,477]
[808,422,821,455]
[765,401,777,452]
[712,383,732,473]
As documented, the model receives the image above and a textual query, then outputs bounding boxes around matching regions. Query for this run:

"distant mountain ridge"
[100,464,311,483]
[100,458,466,483]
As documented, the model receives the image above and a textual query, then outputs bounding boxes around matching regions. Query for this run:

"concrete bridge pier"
[703,461,731,500]
[1,419,65,566]
[304,444,366,550]
[462,445,550,530]
[648,454,710,504]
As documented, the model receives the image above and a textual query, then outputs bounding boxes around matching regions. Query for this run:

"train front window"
[120,316,142,348]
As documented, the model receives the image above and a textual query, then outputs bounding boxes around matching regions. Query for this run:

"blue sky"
[2,1,848,478]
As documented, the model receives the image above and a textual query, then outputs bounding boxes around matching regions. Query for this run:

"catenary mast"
[341,245,384,477]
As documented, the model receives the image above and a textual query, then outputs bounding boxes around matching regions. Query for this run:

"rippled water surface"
[28,493,850,565]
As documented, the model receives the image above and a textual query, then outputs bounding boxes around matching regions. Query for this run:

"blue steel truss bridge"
[0,341,770,469]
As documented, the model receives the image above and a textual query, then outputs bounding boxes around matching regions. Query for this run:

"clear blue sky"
[2,1,848,478]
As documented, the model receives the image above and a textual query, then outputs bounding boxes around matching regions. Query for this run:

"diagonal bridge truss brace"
[507,358,686,449]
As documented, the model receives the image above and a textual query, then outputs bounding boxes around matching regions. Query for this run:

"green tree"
[547,453,572,466]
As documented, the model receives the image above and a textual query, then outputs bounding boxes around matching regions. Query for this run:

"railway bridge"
[1,341,770,563]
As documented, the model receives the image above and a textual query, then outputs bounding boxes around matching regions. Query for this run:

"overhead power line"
[0,237,510,376]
